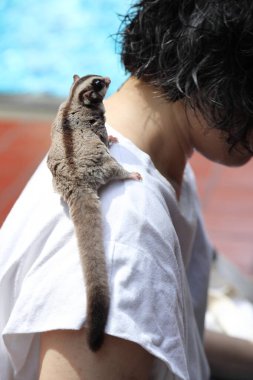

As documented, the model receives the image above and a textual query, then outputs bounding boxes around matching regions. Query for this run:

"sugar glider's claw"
[129,172,142,181]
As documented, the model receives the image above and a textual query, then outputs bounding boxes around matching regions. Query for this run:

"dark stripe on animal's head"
[69,75,103,105]
[72,74,103,90]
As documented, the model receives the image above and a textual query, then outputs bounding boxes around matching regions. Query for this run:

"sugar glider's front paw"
[108,135,118,144]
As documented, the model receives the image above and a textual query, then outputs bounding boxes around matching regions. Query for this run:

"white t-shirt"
[0,126,212,380]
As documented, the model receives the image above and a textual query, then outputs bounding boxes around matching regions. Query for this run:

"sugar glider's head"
[70,74,111,107]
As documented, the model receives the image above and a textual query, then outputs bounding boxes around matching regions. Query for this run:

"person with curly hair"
[0,1,253,379]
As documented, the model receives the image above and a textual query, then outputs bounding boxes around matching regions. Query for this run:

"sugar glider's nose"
[104,77,111,87]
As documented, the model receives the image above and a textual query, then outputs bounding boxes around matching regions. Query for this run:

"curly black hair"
[117,0,253,152]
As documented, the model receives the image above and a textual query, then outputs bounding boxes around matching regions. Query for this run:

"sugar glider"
[47,74,141,351]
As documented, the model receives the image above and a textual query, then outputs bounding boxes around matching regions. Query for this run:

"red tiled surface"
[0,117,252,277]
[190,153,253,277]
[0,118,51,223]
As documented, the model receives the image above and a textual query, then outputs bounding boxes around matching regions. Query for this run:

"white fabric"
[0,126,212,380]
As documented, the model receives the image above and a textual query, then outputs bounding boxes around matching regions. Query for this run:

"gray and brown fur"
[47,74,141,351]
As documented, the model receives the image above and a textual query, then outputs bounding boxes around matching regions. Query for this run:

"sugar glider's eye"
[92,79,104,91]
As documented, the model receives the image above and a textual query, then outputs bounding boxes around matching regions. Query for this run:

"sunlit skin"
[105,77,252,197]
[186,109,252,168]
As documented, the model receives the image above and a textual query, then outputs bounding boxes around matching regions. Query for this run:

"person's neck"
[104,77,193,198]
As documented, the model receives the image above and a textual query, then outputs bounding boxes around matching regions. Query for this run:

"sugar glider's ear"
[73,74,80,83]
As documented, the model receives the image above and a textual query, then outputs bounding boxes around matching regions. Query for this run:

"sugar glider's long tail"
[69,189,109,351]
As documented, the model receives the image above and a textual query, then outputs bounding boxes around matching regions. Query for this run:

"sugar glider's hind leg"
[106,135,142,180]
[106,158,142,182]
[126,171,142,181]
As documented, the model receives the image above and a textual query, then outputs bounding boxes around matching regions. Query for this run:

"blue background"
[0,0,131,97]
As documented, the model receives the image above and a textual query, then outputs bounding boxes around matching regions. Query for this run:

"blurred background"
[0,0,130,96]
[0,0,252,343]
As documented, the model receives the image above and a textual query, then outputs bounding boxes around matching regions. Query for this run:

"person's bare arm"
[39,328,154,380]
[204,329,253,380]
